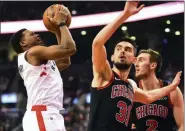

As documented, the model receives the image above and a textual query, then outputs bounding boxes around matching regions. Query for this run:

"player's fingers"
[55,9,61,17]
[178,71,182,77]
[65,7,70,15]
[47,16,53,22]
[137,4,145,13]
[60,6,69,16]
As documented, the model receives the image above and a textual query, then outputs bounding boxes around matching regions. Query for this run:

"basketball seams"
[43,4,71,32]
[46,6,59,32]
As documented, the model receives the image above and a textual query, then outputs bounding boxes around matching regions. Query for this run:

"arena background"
[0,1,184,131]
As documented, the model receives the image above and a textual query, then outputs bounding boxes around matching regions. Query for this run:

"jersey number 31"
[115,101,132,126]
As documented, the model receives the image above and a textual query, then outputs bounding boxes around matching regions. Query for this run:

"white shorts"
[22,106,66,131]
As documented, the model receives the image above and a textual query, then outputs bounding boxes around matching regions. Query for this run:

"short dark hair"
[9,28,26,54]
[113,36,138,55]
[138,49,162,72]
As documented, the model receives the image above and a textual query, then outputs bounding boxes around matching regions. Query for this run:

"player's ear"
[111,54,114,62]
[20,42,27,47]
[150,62,157,71]
[133,57,137,64]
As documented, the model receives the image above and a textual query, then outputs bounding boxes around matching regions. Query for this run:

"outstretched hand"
[171,71,182,88]
[124,0,145,16]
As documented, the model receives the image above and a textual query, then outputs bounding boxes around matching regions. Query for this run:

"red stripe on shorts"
[31,105,47,131]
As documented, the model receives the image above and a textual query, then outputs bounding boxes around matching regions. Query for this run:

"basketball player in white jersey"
[9,6,75,131]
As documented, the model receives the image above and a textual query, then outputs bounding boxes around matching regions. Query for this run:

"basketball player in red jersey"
[10,5,75,131]
[87,1,182,131]
[131,49,184,131]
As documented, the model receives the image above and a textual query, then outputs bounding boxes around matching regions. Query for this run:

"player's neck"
[141,73,160,91]
[112,67,130,81]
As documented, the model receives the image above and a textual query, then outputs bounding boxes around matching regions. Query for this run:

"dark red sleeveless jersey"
[88,71,134,131]
[131,80,177,131]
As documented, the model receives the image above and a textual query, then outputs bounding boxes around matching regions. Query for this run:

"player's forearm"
[93,10,130,46]
[55,29,71,60]
[55,30,61,45]
[55,27,75,65]
[146,84,176,103]
[59,26,76,50]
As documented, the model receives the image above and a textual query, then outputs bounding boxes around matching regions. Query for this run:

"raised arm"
[27,44,75,62]
[49,5,76,71]
[54,26,75,71]
[128,71,182,104]
[27,6,77,66]
[92,1,144,78]
[54,31,70,71]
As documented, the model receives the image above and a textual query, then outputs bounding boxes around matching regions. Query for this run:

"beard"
[113,62,131,70]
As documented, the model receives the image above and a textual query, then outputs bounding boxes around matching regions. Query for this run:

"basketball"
[43,4,72,33]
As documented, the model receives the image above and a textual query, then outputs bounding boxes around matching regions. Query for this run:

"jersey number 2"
[146,120,158,131]
[115,101,132,126]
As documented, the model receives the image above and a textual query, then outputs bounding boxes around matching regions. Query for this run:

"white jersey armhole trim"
[20,50,49,68]
[127,79,138,93]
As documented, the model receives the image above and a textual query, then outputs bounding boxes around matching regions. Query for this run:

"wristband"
[59,22,66,27]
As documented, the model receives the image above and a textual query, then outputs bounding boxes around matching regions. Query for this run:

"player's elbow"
[58,63,70,71]
[92,39,102,48]
[67,46,77,56]
[66,60,71,66]
[142,93,153,104]
[71,47,77,55]
[64,62,71,69]
[69,40,77,53]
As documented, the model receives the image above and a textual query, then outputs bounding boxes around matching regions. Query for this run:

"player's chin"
[136,73,146,80]
[135,73,141,79]
[119,60,127,64]
[135,73,139,78]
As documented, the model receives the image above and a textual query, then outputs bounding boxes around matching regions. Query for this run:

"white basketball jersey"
[18,51,64,111]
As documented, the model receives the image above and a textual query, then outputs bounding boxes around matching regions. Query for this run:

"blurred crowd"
[0,1,166,22]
